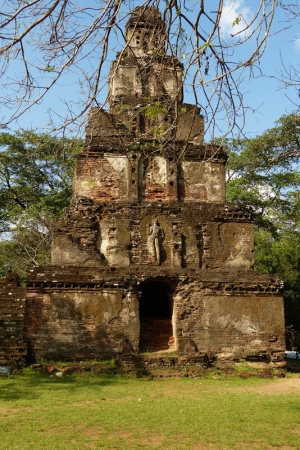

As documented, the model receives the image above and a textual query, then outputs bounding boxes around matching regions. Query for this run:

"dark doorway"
[139,281,174,353]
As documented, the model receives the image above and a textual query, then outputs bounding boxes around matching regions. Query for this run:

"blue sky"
[224,0,300,137]
[2,0,299,140]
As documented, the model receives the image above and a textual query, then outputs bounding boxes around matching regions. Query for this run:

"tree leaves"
[0,130,82,277]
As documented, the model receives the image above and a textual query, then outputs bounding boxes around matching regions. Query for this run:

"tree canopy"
[0,130,82,277]
[226,113,300,229]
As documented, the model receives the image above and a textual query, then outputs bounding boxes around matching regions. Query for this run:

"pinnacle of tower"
[108,6,183,107]
[125,6,166,56]
[92,7,204,144]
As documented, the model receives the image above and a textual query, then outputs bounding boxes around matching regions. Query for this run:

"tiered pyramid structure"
[0,7,285,367]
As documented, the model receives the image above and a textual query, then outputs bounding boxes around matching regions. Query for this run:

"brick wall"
[0,273,26,364]
[23,267,285,366]
[52,201,254,270]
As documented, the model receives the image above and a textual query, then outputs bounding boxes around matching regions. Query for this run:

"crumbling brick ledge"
[21,354,286,379]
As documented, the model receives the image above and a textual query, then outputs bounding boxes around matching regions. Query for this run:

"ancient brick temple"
[0,7,285,366]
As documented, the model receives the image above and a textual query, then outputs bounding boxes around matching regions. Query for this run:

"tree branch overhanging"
[0,0,279,137]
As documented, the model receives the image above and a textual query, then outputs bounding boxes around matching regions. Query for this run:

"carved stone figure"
[148,219,164,265]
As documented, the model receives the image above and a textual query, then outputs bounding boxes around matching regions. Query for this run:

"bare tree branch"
[0,0,280,137]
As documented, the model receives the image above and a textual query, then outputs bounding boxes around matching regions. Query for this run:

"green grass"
[0,370,299,449]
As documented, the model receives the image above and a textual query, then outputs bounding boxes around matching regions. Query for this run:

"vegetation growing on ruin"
[141,101,167,119]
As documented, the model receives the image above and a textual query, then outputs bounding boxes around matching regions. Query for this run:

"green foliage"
[200,43,214,50]
[0,227,51,279]
[0,130,82,278]
[44,64,55,72]
[225,113,300,348]
[141,101,166,119]
[232,16,241,26]
[254,228,300,349]
[111,102,130,114]
[141,102,168,137]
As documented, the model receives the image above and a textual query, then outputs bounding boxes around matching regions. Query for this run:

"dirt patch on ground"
[224,444,296,450]
[243,376,300,395]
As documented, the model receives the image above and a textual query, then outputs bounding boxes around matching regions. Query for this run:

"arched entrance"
[138,280,174,353]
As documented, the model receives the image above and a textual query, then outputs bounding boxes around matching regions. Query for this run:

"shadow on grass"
[0,370,126,402]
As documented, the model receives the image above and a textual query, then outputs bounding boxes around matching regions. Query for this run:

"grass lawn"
[0,369,299,449]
